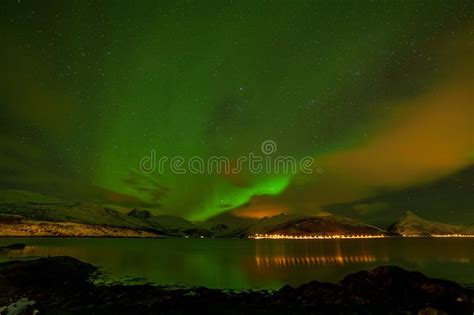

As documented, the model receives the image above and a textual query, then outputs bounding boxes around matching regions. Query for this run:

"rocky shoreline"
[0,254,472,315]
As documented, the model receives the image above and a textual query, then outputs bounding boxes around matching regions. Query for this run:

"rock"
[298,281,343,304]
[0,258,472,314]
[418,307,448,315]
[0,297,37,315]
[340,265,473,313]
[0,256,97,289]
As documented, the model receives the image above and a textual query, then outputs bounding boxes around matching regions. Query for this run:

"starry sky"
[1,0,473,224]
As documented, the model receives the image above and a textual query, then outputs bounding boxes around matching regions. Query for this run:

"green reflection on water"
[0,238,473,289]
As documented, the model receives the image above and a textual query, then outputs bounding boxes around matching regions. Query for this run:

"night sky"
[1,0,473,223]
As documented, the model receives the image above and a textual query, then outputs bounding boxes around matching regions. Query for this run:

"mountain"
[196,212,258,237]
[0,189,394,238]
[127,209,195,231]
[0,217,159,237]
[127,209,153,220]
[150,215,195,230]
[246,213,386,236]
[0,190,200,237]
[0,190,155,230]
[0,190,163,236]
[323,166,474,226]
[245,213,310,235]
[388,211,474,236]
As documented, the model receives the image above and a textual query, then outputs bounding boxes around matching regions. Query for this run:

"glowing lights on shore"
[251,233,474,239]
[400,234,474,238]
[431,234,474,238]
[251,234,386,240]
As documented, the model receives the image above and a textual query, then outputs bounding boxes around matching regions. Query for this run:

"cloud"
[235,29,474,217]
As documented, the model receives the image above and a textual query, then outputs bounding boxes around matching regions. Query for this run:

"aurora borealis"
[1,0,473,223]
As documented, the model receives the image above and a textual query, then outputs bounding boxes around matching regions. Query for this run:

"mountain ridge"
[388,210,474,236]
[1,190,472,238]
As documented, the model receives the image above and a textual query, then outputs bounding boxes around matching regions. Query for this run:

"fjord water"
[0,238,473,289]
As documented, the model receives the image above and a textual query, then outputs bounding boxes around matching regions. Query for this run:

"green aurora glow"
[1,0,473,222]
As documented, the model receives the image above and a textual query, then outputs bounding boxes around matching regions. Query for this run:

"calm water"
[0,237,473,290]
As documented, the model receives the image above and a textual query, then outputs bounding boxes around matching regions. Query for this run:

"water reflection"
[255,254,383,268]
[254,238,384,266]
[0,237,473,289]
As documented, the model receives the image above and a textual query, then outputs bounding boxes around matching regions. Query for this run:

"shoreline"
[1,255,472,314]
[2,234,474,239]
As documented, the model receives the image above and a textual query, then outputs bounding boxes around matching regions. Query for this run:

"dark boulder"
[340,265,472,313]
[0,258,472,314]
[0,256,96,289]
